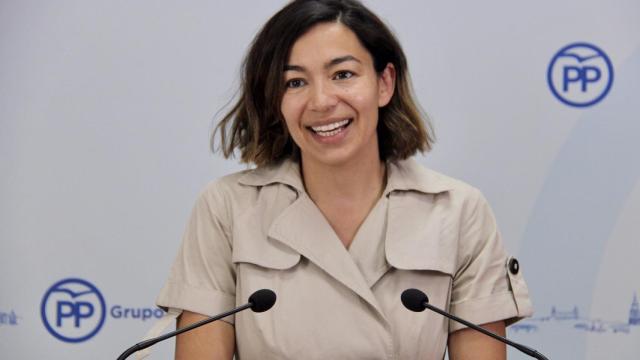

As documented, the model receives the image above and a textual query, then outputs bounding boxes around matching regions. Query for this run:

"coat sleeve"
[156,181,237,324]
[448,187,533,332]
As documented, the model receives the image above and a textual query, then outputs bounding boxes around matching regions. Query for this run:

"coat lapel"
[235,157,458,320]
[267,193,386,319]
[347,197,391,288]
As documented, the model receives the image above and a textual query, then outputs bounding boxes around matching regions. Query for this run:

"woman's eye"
[286,79,306,88]
[334,71,354,80]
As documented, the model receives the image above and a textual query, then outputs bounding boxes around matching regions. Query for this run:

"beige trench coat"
[156,158,533,359]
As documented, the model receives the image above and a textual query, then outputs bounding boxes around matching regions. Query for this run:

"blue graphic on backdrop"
[519,46,640,359]
[41,277,166,343]
[110,305,164,320]
[512,293,640,335]
[630,293,640,325]
[41,278,107,343]
[0,309,20,326]
[547,42,614,107]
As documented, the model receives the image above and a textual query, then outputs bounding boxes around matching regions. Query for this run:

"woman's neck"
[300,153,386,206]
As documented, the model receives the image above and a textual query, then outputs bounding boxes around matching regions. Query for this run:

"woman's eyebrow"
[325,55,361,69]
[284,55,361,72]
[284,64,305,72]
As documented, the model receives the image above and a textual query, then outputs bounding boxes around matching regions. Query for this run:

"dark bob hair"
[212,0,434,167]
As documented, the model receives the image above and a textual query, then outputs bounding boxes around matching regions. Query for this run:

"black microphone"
[401,288,549,360]
[116,289,276,360]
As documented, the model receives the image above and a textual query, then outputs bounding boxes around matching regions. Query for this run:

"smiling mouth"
[307,118,352,137]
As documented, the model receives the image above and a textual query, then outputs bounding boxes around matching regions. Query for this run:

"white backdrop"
[1,1,639,359]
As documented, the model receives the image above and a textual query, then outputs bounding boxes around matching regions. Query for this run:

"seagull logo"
[50,287,96,298]
[41,278,107,343]
[547,42,614,107]
[558,53,602,63]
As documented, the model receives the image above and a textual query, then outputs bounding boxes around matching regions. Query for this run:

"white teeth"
[316,128,342,137]
[311,119,350,133]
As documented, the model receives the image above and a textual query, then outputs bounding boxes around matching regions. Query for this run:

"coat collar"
[237,157,454,196]
[384,158,453,196]
[237,159,305,193]
[234,157,458,319]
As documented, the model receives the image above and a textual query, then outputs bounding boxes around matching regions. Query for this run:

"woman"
[156,1,532,359]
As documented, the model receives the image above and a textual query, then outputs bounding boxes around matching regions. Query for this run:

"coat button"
[508,258,520,275]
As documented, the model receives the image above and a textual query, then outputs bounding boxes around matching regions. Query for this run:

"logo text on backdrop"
[41,277,165,343]
[547,42,614,107]
[0,310,20,326]
[41,278,107,343]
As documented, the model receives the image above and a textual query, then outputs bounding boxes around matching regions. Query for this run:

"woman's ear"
[378,63,396,107]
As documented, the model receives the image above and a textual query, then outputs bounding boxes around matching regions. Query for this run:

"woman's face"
[281,22,395,168]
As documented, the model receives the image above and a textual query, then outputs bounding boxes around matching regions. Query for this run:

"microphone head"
[401,288,429,312]
[248,289,276,313]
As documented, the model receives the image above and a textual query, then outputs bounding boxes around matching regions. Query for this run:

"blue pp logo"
[41,278,106,343]
[547,42,614,107]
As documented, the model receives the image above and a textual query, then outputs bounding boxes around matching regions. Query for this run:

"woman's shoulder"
[388,158,484,202]
[196,159,302,209]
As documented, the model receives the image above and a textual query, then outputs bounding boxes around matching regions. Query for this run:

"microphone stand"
[422,302,549,360]
[116,303,251,360]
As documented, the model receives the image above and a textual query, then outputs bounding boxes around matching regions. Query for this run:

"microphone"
[116,289,276,360]
[401,288,549,360]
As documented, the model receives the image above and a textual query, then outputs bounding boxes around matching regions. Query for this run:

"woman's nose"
[309,81,338,112]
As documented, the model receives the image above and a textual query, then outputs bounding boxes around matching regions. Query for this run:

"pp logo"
[41,278,106,343]
[547,42,614,107]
